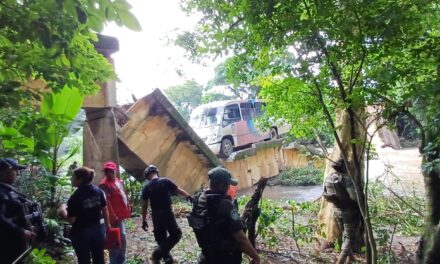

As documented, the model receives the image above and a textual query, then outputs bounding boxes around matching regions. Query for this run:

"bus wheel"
[220,138,234,158]
[270,128,278,139]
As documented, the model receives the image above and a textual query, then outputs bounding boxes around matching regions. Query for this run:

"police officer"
[191,166,260,264]
[141,164,193,264]
[0,158,35,263]
[323,158,362,264]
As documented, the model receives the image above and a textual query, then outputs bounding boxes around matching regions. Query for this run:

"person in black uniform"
[190,166,260,264]
[141,164,192,264]
[0,158,36,264]
[58,167,111,264]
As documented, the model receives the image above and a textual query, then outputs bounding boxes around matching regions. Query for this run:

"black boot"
[163,253,174,264]
[151,248,162,264]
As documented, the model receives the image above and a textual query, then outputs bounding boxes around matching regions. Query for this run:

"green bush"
[120,171,144,216]
[275,166,324,186]
[368,182,424,237]
[26,249,56,264]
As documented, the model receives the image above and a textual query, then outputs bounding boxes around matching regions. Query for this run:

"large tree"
[373,17,440,263]
[165,80,203,120]
[206,59,260,99]
[177,0,439,263]
[0,0,140,165]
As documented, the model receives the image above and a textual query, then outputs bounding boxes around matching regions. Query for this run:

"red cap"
[103,161,117,170]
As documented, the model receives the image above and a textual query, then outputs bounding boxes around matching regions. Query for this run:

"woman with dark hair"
[58,167,110,264]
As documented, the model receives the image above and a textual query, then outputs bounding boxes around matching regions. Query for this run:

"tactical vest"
[0,183,47,241]
[187,192,237,252]
[323,173,357,210]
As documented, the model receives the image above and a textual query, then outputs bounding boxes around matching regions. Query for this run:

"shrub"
[275,166,324,186]
[120,171,143,215]
[26,249,56,264]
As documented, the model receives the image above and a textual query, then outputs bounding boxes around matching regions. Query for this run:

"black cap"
[208,166,238,186]
[0,158,27,170]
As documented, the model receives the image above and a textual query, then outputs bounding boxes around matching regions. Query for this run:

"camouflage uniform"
[323,171,362,256]
[190,191,243,264]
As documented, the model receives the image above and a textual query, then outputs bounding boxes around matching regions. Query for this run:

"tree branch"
[349,9,366,95]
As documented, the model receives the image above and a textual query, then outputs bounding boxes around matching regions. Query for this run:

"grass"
[273,165,324,186]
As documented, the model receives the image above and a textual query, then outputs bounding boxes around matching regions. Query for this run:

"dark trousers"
[152,211,182,258]
[71,224,105,264]
[199,249,242,264]
[0,236,28,264]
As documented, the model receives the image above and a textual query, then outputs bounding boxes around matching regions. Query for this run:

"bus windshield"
[189,107,223,128]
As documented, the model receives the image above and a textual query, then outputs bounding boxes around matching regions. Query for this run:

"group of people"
[0,157,260,264]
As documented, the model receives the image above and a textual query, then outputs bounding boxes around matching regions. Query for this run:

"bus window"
[189,107,202,128]
[223,104,241,127]
[200,107,221,127]
[254,102,264,117]
[255,102,267,117]
[190,107,222,128]
[240,102,255,121]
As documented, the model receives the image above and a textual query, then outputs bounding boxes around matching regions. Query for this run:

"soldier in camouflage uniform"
[323,158,362,264]
[188,166,260,264]
[0,158,43,264]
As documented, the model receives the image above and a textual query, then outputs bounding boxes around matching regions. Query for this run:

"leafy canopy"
[165,80,203,120]
[0,0,141,109]
[177,0,438,141]
[0,0,140,166]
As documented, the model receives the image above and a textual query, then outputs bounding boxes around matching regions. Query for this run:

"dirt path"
[122,147,424,263]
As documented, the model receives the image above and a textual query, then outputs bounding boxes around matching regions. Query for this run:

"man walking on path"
[189,166,260,264]
[141,164,193,264]
[99,161,131,264]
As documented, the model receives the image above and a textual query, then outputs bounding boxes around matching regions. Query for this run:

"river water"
[238,184,323,202]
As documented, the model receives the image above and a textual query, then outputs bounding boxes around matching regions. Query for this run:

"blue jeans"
[71,224,105,264]
[109,221,127,264]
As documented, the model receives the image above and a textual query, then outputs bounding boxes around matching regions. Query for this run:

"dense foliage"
[165,80,203,120]
[273,166,324,186]
[0,1,141,262]
[0,0,140,166]
[177,1,440,262]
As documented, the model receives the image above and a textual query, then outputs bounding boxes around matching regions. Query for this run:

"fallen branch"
[256,248,302,264]
[241,177,268,247]
[386,187,424,217]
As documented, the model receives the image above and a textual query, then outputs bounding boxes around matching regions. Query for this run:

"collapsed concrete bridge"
[84,86,318,193]
[82,35,317,193]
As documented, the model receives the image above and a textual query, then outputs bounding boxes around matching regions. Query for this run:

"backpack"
[187,192,228,250]
[323,173,357,209]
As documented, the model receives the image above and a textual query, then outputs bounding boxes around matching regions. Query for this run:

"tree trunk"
[417,148,440,264]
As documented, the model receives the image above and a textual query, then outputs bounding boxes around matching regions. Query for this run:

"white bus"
[189,99,290,158]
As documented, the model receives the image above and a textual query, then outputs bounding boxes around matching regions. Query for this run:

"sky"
[102,0,218,104]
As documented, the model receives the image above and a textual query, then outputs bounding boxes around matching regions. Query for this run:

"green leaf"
[41,86,84,121]
[3,140,16,148]
[117,10,142,31]
[0,123,20,137]
[60,53,71,67]
[88,13,105,32]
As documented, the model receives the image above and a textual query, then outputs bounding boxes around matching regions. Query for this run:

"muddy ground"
[123,215,419,264]
[121,147,423,264]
